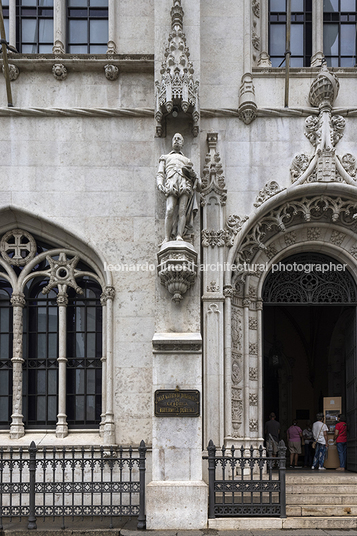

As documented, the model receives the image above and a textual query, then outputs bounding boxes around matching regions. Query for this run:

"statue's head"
[172,133,184,151]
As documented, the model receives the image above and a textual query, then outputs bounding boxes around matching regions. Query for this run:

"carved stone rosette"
[104,64,119,81]
[52,63,68,81]
[157,241,198,303]
[3,64,20,81]
[155,0,199,137]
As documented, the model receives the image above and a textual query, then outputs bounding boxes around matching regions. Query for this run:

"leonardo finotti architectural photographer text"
[104,261,347,273]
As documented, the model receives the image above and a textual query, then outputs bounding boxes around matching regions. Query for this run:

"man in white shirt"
[311,413,329,470]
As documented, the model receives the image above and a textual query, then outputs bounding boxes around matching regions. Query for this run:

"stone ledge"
[152,332,202,353]
[0,54,154,73]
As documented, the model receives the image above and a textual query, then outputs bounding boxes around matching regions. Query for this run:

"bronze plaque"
[154,389,200,417]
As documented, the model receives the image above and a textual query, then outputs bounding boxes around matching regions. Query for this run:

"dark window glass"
[67,0,108,53]
[269,0,312,67]
[323,0,357,66]
[0,282,13,429]
[16,0,53,53]
[66,278,102,427]
[23,280,58,428]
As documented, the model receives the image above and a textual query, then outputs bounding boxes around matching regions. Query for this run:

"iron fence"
[0,440,146,530]
[204,440,287,518]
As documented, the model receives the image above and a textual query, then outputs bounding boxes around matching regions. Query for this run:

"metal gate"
[204,440,287,518]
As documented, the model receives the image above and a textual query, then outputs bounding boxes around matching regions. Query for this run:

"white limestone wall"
[0,111,156,447]
[0,70,153,109]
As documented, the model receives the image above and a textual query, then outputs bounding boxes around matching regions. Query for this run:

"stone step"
[286,472,357,484]
[287,484,357,494]
[209,516,357,530]
[283,516,357,529]
[287,493,357,505]
[287,504,357,516]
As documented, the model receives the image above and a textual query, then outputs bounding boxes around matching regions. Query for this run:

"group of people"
[265,412,347,470]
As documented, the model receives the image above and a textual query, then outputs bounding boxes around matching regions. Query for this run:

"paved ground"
[2,516,357,536]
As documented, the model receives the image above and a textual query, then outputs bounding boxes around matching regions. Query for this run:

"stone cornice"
[0,54,154,73]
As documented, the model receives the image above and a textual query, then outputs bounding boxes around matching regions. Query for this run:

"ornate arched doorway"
[262,252,357,469]
[222,185,357,473]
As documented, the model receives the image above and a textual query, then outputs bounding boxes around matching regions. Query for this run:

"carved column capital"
[57,292,68,307]
[256,299,263,310]
[243,298,251,307]
[101,286,115,303]
[223,285,234,298]
[11,293,26,308]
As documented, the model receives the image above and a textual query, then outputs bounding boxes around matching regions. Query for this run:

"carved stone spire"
[290,63,356,185]
[155,0,200,137]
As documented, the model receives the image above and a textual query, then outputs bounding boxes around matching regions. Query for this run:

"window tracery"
[0,228,108,438]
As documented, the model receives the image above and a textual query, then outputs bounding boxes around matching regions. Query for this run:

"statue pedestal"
[147,332,208,529]
[157,241,198,303]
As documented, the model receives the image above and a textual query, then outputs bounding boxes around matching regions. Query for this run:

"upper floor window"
[16,0,54,53]
[67,0,108,53]
[2,0,9,42]
[269,0,312,67]
[323,0,357,66]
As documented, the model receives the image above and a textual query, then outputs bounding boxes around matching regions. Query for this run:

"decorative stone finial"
[238,73,257,125]
[291,63,356,185]
[155,0,199,137]
[309,61,339,109]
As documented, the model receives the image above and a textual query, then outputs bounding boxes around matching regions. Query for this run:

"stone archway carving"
[223,184,357,447]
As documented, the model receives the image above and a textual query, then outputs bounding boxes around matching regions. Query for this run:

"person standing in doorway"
[265,412,280,456]
[303,420,314,468]
[312,413,329,470]
[287,420,303,468]
[334,414,347,471]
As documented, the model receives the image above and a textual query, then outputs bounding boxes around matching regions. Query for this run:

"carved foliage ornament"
[290,64,356,185]
[155,0,199,137]
[157,243,198,303]
[235,195,357,266]
[254,180,285,208]
[201,132,227,206]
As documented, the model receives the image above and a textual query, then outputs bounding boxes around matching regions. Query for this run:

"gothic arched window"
[0,227,112,439]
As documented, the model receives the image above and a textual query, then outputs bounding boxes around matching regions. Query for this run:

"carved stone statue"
[157,133,201,243]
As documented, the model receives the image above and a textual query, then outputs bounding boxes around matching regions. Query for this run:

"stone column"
[201,133,226,447]
[103,286,116,446]
[56,291,68,438]
[311,0,324,66]
[223,285,234,440]
[258,0,272,67]
[53,0,65,53]
[107,0,117,53]
[9,0,15,49]
[99,292,107,436]
[238,0,257,123]
[10,293,25,439]
[257,299,264,440]
[243,297,251,439]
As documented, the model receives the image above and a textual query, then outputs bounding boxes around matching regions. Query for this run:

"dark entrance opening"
[262,252,357,471]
